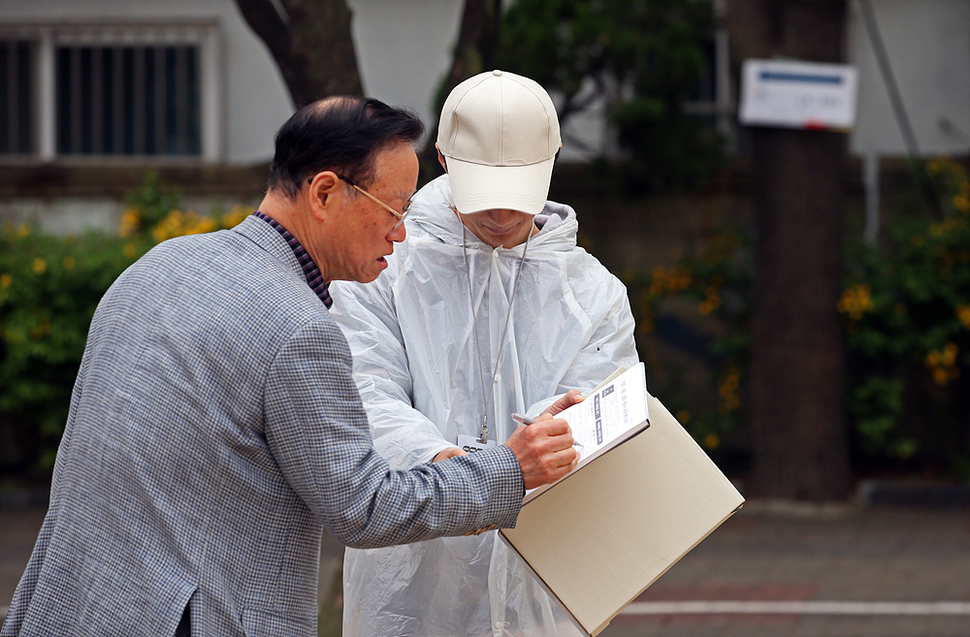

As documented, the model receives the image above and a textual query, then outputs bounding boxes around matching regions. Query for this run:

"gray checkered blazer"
[1,216,523,637]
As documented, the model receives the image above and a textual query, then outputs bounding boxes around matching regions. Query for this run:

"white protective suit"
[330,174,639,637]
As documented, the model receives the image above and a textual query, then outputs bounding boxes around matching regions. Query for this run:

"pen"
[511,413,583,448]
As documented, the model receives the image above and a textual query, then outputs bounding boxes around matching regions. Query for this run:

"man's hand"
[541,389,584,418]
[504,416,579,490]
[433,447,467,462]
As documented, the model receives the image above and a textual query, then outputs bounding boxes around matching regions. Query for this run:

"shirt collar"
[252,211,332,309]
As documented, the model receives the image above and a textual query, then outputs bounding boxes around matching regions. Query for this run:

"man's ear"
[435,143,447,172]
[307,171,340,221]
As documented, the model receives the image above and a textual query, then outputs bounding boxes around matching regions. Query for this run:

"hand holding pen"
[512,413,583,449]
[504,413,579,490]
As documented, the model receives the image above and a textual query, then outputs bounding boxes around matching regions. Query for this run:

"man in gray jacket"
[1,96,577,637]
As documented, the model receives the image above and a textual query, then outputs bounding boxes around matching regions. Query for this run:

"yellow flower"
[123,243,137,258]
[118,208,142,238]
[837,284,873,320]
[703,433,720,450]
[636,317,654,335]
[221,205,251,229]
[927,158,949,175]
[649,265,692,297]
[954,194,970,215]
[958,305,970,330]
[698,287,721,315]
[188,217,217,235]
[16,224,30,238]
[0,273,11,288]
[32,258,47,274]
[929,217,963,238]
[718,367,741,414]
[63,256,76,270]
[925,343,960,386]
[151,209,220,243]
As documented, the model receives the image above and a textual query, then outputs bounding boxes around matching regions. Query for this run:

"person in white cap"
[330,70,639,637]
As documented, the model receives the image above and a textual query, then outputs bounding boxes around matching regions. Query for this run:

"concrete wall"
[848,0,970,157]
[3,0,970,236]
[0,0,294,165]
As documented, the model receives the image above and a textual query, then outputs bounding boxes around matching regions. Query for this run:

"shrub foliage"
[0,175,249,477]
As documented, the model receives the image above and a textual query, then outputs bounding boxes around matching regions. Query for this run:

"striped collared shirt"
[253,210,332,309]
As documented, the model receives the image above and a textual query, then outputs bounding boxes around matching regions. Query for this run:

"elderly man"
[332,72,639,637]
[1,96,577,637]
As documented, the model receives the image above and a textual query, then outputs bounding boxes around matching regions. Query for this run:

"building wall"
[2,0,969,235]
[0,0,294,165]
[848,0,970,157]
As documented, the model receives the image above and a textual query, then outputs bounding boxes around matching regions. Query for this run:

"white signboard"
[739,59,858,130]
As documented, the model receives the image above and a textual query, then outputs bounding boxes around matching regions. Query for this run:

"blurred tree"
[233,0,362,108]
[420,0,503,174]
[727,0,852,500]
[496,0,722,192]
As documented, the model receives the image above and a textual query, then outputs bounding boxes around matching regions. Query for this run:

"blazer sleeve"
[262,316,523,549]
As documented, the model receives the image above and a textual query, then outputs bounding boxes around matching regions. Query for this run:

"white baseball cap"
[437,70,561,215]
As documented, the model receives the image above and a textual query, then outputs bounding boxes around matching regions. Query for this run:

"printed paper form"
[524,362,650,503]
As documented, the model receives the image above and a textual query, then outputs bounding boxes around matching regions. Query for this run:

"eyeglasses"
[306,173,412,229]
[336,174,411,229]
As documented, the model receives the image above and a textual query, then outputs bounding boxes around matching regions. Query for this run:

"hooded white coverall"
[330,174,639,637]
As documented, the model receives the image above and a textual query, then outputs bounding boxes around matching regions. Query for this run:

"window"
[682,1,734,147]
[0,23,219,162]
[56,44,201,156]
[0,39,36,155]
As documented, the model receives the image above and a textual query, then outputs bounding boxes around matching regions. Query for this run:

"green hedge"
[4,165,969,482]
[0,225,148,474]
[626,157,970,481]
[0,175,249,478]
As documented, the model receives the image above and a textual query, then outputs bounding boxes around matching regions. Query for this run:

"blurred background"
[3,0,969,501]
[2,1,970,634]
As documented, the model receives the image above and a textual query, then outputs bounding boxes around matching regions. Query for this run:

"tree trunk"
[418,0,501,174]
[728,0,852,500]
[234,0,363,108]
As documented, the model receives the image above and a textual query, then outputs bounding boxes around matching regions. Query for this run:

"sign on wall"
[739,59,859,131]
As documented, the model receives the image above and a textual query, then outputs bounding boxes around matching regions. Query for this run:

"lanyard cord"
[462,223,532,444]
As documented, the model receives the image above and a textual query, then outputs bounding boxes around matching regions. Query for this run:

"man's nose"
[388,222,407,242]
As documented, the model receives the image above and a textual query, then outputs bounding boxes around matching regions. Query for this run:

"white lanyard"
[462,224,532,444]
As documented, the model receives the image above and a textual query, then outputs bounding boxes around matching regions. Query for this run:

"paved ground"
[3,496,969,636]
[600,500,970,637]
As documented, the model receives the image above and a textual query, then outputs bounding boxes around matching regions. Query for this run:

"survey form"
[524,362,650,503]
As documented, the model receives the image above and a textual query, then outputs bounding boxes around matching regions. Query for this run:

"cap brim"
[447,156,554,215]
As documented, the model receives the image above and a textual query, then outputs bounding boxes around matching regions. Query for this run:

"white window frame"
[0,21,223,164]
[681,0,735,149]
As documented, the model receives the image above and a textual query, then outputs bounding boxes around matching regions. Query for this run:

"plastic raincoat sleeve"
[330,276,457,469]
[527,264,641,417]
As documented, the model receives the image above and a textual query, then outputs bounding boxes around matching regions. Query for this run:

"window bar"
[154,45,165,155]
[112,45,123,154]
[18,41,31,153]
[70,45,82,154]
[91,45,103,154]
[6,41,16,154]
[133,46,145,155]
[175,45,188,155]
